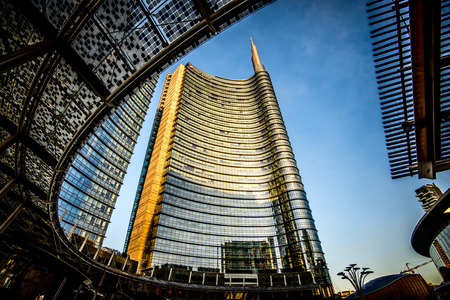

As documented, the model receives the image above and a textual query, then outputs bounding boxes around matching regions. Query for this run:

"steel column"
[0,40,57,74]
[410,0,442,178]
[0,202,25,233]
[52,277,68,300]
[0,177,17,200]
[79,234,91,252]
[0,135,18,157]
[193,0,216,33]
[121,255,129,271]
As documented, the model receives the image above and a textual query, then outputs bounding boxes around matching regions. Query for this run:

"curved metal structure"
[0,0,278,297]
[411,187,450,257]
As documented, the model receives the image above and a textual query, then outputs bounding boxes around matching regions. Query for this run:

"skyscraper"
[125,39,329,284]
[415,183,443,212]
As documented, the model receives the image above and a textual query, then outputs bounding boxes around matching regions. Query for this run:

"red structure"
[346,274,429,300]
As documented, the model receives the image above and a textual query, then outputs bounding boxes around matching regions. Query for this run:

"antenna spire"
[250,37,265,72]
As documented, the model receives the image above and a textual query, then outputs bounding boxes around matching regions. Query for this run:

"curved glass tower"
[126,40,329,282]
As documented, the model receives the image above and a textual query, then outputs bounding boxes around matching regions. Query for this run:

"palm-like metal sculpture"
[337,264,373,300]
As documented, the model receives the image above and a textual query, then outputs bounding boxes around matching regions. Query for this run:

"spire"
[250,37,265,72]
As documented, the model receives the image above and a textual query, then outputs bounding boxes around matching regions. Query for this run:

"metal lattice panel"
[1,61,40,126]
[31,0,78,30]
[25,149,52,193]
[0,1,43,55]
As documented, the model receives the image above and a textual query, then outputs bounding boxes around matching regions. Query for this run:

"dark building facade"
[124,40,331,292]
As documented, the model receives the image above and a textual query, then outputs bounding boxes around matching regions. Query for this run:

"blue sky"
[104,0,450,292]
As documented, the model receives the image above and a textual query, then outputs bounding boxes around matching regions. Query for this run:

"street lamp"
[337,264,373,300]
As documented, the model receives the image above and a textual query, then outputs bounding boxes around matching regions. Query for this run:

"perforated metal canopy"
[1,0,273,204]
[0,0,275,293]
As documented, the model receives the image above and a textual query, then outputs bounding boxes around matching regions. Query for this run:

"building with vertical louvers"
[125,39,331,291]
[365,0,450,179]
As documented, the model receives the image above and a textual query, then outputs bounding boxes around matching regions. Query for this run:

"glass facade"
[126,60,329,283]
[430,225,450,270]
[58,80,156,245]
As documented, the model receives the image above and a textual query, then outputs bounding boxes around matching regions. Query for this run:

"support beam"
[121,255,129,271]
[0,114,57,167]
[393,0,414,177]
[0,178,17,200]
[93,245,102,261]
[0,202,25,234]
[107,251,115,267]
[78,234,91,252]
[0,135,18,157]
[0,162,47,200]
[136,260,142,274]
[58,43,110,100]
[91,17,135,73]
[168,267,173,281]
[0,114,17,133]
[67,223,78,239]
[53,277,68,300]
[21,134,58,168]
[136,0,169,47]
[59,210,67,222]
[0,40,57,74]
[193,0,216,33]
[14,0,110,100]
[409,0,441,179]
